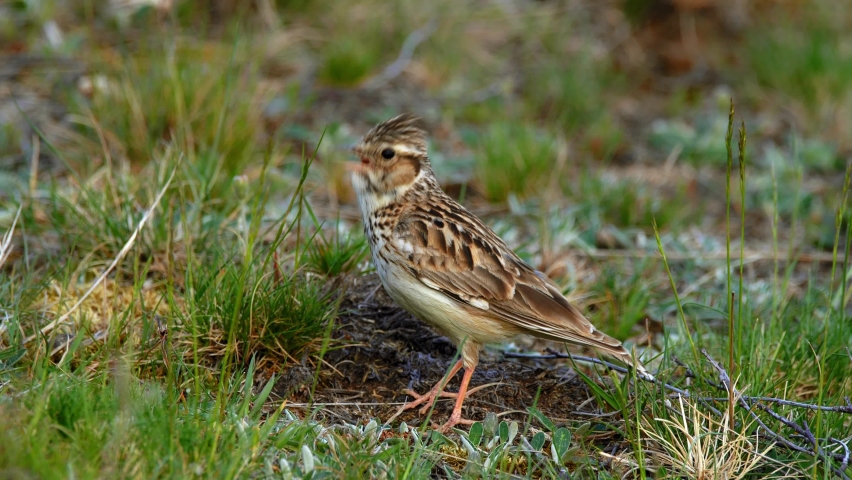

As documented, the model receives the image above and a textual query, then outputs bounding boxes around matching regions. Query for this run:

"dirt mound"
[276,274,604,428]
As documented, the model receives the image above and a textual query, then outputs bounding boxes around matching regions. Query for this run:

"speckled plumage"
[350,114,651,431]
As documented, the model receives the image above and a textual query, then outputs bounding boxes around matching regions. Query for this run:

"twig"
[755,403,849,464]
[507,350,726,417]
[834,438,850,473]
[701,396,852,413]
[577,248,840,264]
[51,329,108,358]
[671,355,696,378]
[451,78,514,107]
[24,161,180,345]
[703,351,815,453]
[512,349,851,415]
[703,349,850,479]
[504,351,632,375]
[362,20,437,89]
[507,347,852,462]
[284,401,408,408]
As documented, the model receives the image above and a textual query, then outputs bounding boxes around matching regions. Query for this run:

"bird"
[348,114,652,432]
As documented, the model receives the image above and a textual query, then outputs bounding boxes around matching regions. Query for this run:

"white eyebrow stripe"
[391,144,423,156]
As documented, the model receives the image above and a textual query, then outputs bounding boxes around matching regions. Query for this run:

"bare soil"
[275,274,616,430]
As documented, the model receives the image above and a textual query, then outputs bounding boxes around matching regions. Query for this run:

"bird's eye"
[381,148,395,159]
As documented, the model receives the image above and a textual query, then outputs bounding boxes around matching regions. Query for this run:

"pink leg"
[398,359,464,415]
[438,366,476,432]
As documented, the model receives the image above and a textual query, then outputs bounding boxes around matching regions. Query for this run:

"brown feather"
[352,114,652,379]
[395,193,649,376]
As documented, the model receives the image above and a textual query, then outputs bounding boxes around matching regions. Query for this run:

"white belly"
[374,250,518,349]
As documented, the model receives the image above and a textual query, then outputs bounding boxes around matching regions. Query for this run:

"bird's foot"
[400,387,460,415]
[434,411,475,433]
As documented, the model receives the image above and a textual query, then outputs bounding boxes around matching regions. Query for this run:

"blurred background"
[2,1,849,215]
[0,0,850,331]
[1,4,852,476]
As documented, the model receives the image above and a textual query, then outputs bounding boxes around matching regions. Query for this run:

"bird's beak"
[344,161,366,174]
[346,147,370,174]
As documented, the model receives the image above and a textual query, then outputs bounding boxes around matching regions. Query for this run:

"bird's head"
[348,114,431,203]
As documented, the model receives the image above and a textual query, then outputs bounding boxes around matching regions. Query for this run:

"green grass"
[472,121,557,202]
[523,52,625,134]
[1,357,294,478]
[745,15,852,114]
[304,225,369,276]
[572,170,701,232]
[1,1,851,478]
[318,39,385,87]
[192,261,338,362]
[586,262,654,341]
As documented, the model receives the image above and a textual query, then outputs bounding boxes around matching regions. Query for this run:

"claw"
[435,415,475,433]
[386,359,481,431]
[398,386,460,415]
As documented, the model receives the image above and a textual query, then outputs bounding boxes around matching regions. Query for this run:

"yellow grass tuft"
[38,277,178,336]
[641,390,800,479]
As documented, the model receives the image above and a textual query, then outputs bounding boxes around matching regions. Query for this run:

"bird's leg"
[438,366,476,432]
[398,359,464,415]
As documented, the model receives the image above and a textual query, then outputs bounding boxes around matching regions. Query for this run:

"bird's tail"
[599,344,655,382]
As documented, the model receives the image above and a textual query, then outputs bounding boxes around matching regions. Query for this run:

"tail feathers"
[602,344,655,382]
[533,332,655,381]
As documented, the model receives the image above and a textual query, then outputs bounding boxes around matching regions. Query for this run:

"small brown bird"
[348,114,651,431]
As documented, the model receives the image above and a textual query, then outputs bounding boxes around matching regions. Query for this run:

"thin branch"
[451,78,514,107]
[671,355,696,378]
[701,396,852,413]
[576,248,840,264]
[755,403,848,464]
[703,349,850,479]
[504,351,631,374]
[507,350,851,411]
[507,347,852,476]
[833,437,850,472]
[505,350,726,416]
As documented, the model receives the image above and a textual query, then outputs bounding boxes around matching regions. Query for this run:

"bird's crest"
[361,114,428,156]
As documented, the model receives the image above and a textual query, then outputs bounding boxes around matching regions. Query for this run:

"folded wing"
[395,201,648,377]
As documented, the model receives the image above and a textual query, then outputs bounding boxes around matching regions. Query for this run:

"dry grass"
[641,390,801,479]
[36,276,176,338]
[1,0,851,478]
[0,206,19,271]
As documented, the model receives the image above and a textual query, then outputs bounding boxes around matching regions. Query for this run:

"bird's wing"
[394,200,640,369]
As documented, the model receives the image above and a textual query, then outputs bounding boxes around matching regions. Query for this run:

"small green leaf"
[531,431,546,450]
[483,412,498,437]
[507,421,518,445]
[563,445,581,462]
[429,429,451,446]
[499,421,509,443]
[468,422,483,446]
[0,347,26,369]
[527,407,556,432]
[301,444,314,474]
[553,427,572,458]
[250,374,277,419]
[575,367,623,410]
